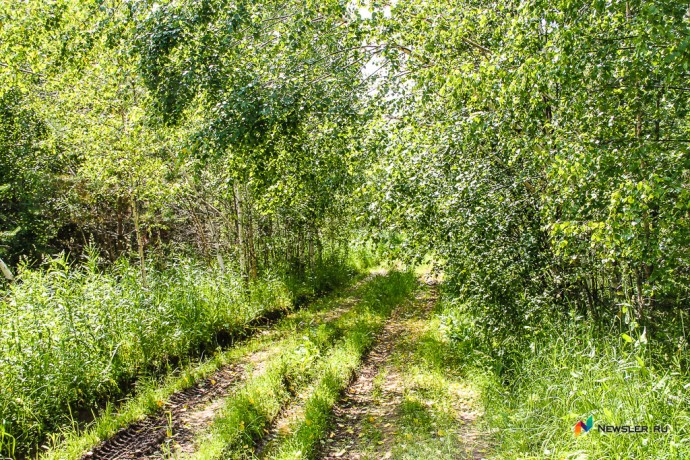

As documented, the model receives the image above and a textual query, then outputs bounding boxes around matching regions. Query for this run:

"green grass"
[478,321,690,459]
[0,250,354,458]
[439,299,690,459]
[190,330,336,460]
[266,321,378,460]
[189,270,417,460]
[265,271,417,460]
[37,276,369,460]
[355,288,482,460]
[40,333,268,460]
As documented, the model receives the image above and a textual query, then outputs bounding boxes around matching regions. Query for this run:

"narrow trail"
[319,288,433,460]
[319,280,488,460]
[76,273,489,460]
[79,276,373,460]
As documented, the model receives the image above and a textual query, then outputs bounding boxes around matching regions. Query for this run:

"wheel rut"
[83,361,246,460]
[318,279,489,460]
[80,277,374,460]
[317,293,430,460]
[245,273,391,460]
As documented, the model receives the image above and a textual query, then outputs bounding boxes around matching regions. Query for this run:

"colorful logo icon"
[575,416,594,437]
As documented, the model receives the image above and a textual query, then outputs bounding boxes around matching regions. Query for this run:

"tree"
[363,0,690,342]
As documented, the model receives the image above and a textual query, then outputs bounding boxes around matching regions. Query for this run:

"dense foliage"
[365,0,690,343]
[2,0,690,458]
[0,0,371,278]
[0,251,291,453]
[0,0,372,455]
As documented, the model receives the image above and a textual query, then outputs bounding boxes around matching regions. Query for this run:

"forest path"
[79,276,374,460]
[318,279,489,460]
[73,272,489,460]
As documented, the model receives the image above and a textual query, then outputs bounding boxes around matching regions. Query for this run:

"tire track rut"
[81,277,375,460]
[319,284,437,460]
[83,362,246,459]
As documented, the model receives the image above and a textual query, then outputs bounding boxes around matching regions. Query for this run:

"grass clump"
[480,322,690,459]
[440,298,690,459]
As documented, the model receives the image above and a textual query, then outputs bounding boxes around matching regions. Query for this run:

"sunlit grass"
[439,298,690,460]
[266,271,417,460]
[0,250,355,457]
[190,271,416,460]
[478,321,690,459]
[380,301,481,460]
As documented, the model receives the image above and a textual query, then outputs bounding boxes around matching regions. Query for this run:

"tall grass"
[0,250,342,457]
[442,302,690,459]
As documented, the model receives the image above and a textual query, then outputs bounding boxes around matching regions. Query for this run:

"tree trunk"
[187,198,210,260]
[316,229,323,265]
[216,248,226,272]
[233,183,247,280]
[244,184,257,280]
[132,197,147,287]
[308,225,315,269]
[635,269,645,319]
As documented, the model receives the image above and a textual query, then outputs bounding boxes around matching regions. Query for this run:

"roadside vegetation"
[451,307,690,459]
[0,249,359,457]
[2,1,690,459]
[39,268,377,460]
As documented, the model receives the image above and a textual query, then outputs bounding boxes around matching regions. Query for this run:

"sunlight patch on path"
[319,282,489,460]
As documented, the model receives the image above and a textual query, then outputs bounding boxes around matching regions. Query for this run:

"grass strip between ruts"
[187,271,416,460]
[266,317,384,460]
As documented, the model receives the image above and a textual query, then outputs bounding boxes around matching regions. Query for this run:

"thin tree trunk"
[636,269,645,319]
[216,249,226,272]
[244,183,257,280]
[187,198,210,260]
[316,229,323,265]
[308,225,315,269]
[132,197,147,287]
[233,183,247,279]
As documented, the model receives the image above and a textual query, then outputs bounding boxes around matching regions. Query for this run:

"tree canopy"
[2,0,690,330]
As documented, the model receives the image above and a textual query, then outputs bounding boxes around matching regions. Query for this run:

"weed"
[440,298,690,459]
